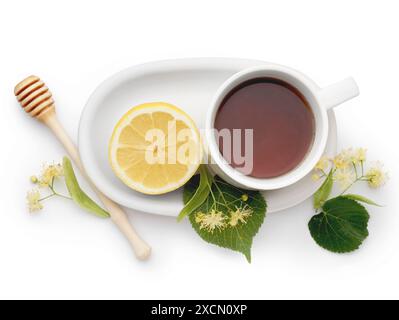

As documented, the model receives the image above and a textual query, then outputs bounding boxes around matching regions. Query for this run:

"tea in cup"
[206,63,359,190]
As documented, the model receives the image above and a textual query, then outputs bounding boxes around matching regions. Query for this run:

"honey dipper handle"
[43,110,151,260]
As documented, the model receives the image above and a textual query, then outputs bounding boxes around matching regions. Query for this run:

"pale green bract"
[63,157,110,218]
[313,169,333,209]
[341,194,382,207]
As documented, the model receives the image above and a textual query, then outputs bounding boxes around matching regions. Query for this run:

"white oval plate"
[79,58,337,216]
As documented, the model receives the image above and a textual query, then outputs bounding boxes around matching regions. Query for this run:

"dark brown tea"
[214,77,315,178]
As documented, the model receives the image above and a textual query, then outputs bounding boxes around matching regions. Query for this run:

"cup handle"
[318,77,359,110]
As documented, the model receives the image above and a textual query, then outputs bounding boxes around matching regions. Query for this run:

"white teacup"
[205,63,359,190]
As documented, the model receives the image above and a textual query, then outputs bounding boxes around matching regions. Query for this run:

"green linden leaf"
[313,169,333,209]
[184,172,267,263]
[308,196,369,253]
[177,165,213,222]
[342,194,383,207]
[63,157,110,219]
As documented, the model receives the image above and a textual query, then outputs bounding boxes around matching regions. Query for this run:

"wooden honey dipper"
[14,75,151,261]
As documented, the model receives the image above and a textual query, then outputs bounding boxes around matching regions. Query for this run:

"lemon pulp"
[109,102,202,195]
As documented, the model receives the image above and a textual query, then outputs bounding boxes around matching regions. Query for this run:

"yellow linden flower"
[241,194,249,202]
[333,148,351,169]
[366,162,388,188]
[39,163,64,187]
[333,147,367,168]
[26,189,43,213]
[195,210,227,233]
[334,167,356,190]
[333,155,347,169]
[229,206,253,227]
[315,156,330,171]
[354,148,367,163]
[195,212,206,224]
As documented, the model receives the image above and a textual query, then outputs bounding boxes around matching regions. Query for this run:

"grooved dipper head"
[14,75,55,119]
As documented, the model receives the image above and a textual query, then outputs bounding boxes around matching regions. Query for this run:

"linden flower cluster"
[312,148,388,191]
[26,162,68,213]
[26,189,43,212]
[195,204,253,233]
[35,163,63,187]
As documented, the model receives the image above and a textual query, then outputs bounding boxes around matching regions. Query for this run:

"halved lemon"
[109,102,202,195]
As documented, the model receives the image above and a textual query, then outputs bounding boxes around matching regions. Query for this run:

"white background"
[1,0,398,300]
